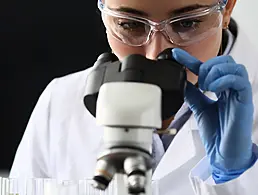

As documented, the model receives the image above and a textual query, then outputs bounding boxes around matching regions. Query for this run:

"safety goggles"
[98,0,227,47]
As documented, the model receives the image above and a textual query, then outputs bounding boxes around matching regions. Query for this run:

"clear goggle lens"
[100,2,224,46]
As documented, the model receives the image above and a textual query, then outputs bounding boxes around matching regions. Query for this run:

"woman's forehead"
[104,0,218,19]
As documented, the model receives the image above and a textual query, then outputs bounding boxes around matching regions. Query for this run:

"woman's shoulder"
[53,67,93,91]
[42,67,94,116]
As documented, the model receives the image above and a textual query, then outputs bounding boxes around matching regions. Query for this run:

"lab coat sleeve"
[189,147,258,195]
[9,79,56,179]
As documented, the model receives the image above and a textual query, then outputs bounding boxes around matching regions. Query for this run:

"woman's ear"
[222,0,237,28]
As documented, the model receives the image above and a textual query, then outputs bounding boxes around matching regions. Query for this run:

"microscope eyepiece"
[157,48,174,60]
[93,53,118,68]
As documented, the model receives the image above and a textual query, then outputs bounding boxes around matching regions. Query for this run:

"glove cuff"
[212,152,258,184]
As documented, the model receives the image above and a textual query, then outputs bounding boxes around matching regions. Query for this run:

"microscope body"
[84,49,186,195]
[94,82,161,194]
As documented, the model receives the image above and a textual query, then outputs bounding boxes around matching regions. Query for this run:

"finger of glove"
[199,55,236,90]
[185,81,214,115]
[172,48,202,75]
[208,75,252,103]
[203,63,249,91]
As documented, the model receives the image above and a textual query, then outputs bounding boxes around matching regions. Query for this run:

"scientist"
[10,0,258,194]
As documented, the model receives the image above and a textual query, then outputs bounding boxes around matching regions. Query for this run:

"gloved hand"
[172,48,257,184]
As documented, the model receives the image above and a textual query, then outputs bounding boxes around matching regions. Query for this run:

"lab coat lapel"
[152,116,204,180]
[152,117,206,194]
[152,86,217,181]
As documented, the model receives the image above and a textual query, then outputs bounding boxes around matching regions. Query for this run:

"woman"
[10,0,258,194]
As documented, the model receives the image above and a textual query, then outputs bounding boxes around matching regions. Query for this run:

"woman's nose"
[144,31,175,60]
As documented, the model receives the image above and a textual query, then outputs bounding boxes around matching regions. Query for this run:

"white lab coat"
[9,22,258,195]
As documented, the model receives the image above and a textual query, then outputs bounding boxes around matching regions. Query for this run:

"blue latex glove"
[172,48,257,184]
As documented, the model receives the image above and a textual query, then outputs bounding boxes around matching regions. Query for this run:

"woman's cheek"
[182,30,222,62]
[182,30,222,84]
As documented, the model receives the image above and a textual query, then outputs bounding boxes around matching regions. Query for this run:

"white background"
[232,0,258,50]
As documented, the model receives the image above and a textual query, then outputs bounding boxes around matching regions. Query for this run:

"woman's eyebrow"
[108,6,149,17]
[170,4,210,15]
[108,4,210,17]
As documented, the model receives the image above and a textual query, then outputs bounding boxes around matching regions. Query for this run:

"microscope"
[84,48,186,195]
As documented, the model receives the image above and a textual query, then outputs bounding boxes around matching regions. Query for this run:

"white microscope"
[84,48,186,195]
